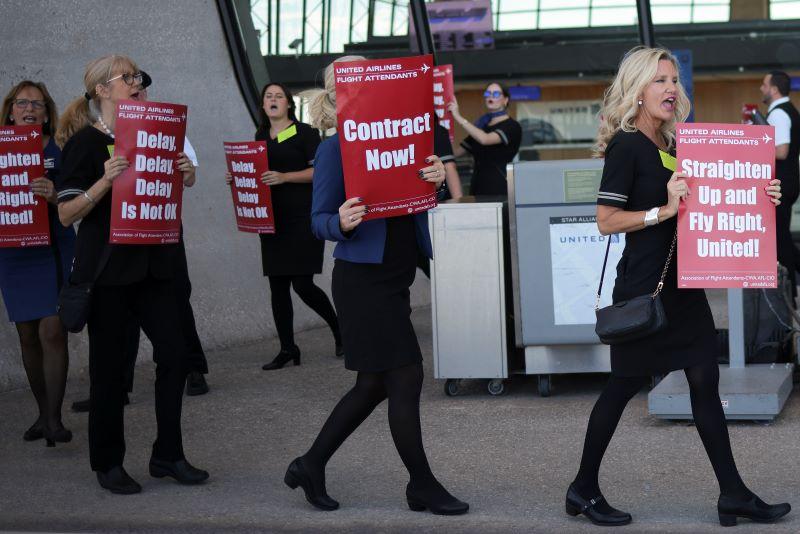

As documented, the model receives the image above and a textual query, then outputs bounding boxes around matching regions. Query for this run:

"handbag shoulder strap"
[595,228,677,309]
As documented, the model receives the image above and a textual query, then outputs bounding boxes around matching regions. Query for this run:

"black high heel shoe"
[283,457,339,511]
[43,426,73,448]
[406,480,469,515]
[262,346,301,371]
[565,483,632,526]
[23,421,44,442]
[718,493,791,526]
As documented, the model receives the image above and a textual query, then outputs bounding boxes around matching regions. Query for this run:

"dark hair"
[2,80,58,136]
[769,71,791,96]
[256,83,298,136]
[484,81,510,100]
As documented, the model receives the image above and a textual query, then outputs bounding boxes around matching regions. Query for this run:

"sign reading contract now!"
[335,55,436,220]
[109,99,187,244]
[676,122,777,288]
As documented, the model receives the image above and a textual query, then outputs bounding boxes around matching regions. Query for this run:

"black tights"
[574,360,750,502]
[303,363,435,486]
[17,316,69,430]
[268,275,340,350]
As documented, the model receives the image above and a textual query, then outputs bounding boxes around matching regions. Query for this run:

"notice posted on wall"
[224,141,274,234]
[676,123,776,288]
[433,64,455,143]
[335,54,436,220]
[0,125,50,247]
[109,99,187,244]
[550,215,624,325]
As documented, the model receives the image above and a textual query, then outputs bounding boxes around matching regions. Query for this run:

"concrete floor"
[0,306,798,533]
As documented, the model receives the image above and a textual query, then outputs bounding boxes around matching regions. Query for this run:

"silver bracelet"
[83,191,96,206]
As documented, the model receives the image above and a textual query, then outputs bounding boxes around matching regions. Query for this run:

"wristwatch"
[644,207,660,226]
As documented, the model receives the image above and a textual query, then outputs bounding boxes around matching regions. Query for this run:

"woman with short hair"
[566,46,789,527]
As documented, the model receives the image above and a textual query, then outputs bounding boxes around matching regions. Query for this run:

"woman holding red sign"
[448,82,521,196]
[55,55,208,495]
[567,47,789,527]
[281,57,468,516]
[251,82,342,370]
[1,81,75,446]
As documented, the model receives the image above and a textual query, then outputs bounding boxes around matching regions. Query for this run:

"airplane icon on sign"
[30,130,39,138]
[763,133,772,143]
[420,64,430,74]
[258,145,265,151]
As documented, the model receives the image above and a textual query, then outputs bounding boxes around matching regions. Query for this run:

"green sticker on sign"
[659,150,676,172]
[563,168,603,203]
[277,124,297,143]
[107,145,115,157]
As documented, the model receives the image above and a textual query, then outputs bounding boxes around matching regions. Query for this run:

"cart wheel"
[538,375,551,397]
[487,379,505,396]
[444,379,460,397]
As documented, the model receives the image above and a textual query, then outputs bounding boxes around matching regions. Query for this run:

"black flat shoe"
[718,493,791,526]
[23,421,44,441]
[149,458,209,485]
[284,457,339,511]
[262,346,301,370]
[185,371,209,396]
[96,466,142,495]
[406,480,469,515]
[565,483,632,526]
[43,426,73,448]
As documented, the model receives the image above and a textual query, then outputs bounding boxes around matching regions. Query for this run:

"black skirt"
[332,216,422,373]
[259,186,324,276]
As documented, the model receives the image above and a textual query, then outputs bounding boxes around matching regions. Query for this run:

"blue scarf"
[475,110,508,130]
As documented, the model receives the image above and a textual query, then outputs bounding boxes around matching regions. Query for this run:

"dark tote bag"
[57,247,112,333]
[594,231,676,345]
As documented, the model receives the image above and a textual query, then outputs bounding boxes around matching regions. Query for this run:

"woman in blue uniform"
[1,81,75,446]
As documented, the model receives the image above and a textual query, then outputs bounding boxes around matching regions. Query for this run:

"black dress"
[597,130,717,377]
[460,117,522,196]
[256,122,323,276]
[332,216,422,373]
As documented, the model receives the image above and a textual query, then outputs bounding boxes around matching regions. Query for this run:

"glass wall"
[770,0,800,19]
[249,0,733,56]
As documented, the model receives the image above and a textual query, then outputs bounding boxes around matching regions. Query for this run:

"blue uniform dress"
[0,137,76,322]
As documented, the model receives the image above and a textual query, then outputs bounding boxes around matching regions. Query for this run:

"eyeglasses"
[484,90,503,99]
[106,72,144,86]
[12,99,46,110]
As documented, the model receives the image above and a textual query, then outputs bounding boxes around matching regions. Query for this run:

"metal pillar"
[636,0,655,47]
[409,0,436,61]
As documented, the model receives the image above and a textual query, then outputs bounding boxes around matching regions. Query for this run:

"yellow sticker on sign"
[659,150,676,172]
[277,124,297,143]
[107,145,115,157]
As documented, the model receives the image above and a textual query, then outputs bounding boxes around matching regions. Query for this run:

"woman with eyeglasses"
[55,55,208,494]
[448,82,521,196]
[226,82,342,370]
[0,81,75,446]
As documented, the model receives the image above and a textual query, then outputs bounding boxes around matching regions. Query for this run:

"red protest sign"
[109,99,186,244]
[335,54,437,220]
[433,64,455,143]
[0,125,50,248]
[677,123,777,288]
[223,141,275,234]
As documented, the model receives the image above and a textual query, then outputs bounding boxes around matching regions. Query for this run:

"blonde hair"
[300,55,365,131]
[594,46,690,157]
[2,81,58,136]
[56,54,138,147]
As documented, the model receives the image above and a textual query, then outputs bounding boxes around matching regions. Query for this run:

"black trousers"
[87,276,187,472]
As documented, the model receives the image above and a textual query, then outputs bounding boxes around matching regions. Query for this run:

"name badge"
[277,124,297,143]
[659,150,676,172]
[107,145,115,157]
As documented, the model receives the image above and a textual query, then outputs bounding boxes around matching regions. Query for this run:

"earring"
[638,99,643,106]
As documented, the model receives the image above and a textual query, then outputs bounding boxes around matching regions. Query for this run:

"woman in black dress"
[566,47,789,527]
[448,82,521,196]
[56,54,208,494]
[282,57,468,515]
[229,82,341,370]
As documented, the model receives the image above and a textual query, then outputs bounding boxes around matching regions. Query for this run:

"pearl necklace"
[97,115,115,139]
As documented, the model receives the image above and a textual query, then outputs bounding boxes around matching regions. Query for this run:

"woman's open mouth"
[22,115,37,124]
[130,91,141,100]
[662,96,676,112]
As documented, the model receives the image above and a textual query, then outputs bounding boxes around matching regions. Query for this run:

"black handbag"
[57,246,112,333]
[594,230,676,345]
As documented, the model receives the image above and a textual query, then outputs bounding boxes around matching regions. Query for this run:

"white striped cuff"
[496,129,509,145]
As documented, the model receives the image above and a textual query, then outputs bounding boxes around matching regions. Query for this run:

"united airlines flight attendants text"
[0,80,75,447]
[282,56,469,515]
[55,54,208,495]
[566,46,788,528]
